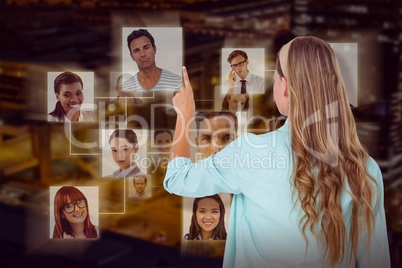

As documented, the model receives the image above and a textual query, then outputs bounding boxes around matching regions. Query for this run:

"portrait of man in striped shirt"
[123,28,182,92]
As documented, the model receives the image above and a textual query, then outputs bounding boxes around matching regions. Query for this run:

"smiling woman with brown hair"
[48,72,94,122]
[184,194,227,241]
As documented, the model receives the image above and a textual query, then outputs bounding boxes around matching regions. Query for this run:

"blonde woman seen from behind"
[164,37,390,268]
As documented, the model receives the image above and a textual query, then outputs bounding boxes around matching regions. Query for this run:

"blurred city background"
[0,0,401,267]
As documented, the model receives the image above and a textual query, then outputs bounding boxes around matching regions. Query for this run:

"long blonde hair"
[280,36,379,266]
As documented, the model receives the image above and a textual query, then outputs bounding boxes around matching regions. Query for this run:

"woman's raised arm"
[170,67,195,161]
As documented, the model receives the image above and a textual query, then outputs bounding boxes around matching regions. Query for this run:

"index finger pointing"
[182,66,191,90]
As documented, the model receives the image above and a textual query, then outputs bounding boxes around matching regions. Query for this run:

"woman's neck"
[200,229,214,240]
[70,223,85,238]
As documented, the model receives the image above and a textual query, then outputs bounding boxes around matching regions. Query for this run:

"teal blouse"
[164,122,390,268]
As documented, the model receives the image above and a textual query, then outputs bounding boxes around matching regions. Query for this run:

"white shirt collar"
[237,70,251,82]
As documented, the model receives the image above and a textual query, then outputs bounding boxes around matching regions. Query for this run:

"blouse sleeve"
[163,134,246,197]
[356,159,390,268]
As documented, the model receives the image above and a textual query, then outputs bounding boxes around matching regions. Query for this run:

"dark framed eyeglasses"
[230,59,247,69]
[63,198,87,214]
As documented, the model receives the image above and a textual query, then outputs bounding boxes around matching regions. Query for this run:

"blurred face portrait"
[116,75,134,98]
[56,82,84,115]
[196,116,236,159]
[116,77,124,96]
[110,137,138,171]
[62,196,88,225]
[227,94,247,112]
[196,198,220,236]
[134,177,147,195]
[155,132,172,153]
[129,36,156,70]
[230,55,249,78]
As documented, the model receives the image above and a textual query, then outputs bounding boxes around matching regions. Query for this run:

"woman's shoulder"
[366,157,384,187]
[235,128,289,149]
[48,114,63,122]
[366,156,381,173]
[128,166,146,177]
[95,225,99,238]
[112,168,122,177]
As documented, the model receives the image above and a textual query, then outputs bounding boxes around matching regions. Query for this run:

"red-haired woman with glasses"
[53,186,98,239]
